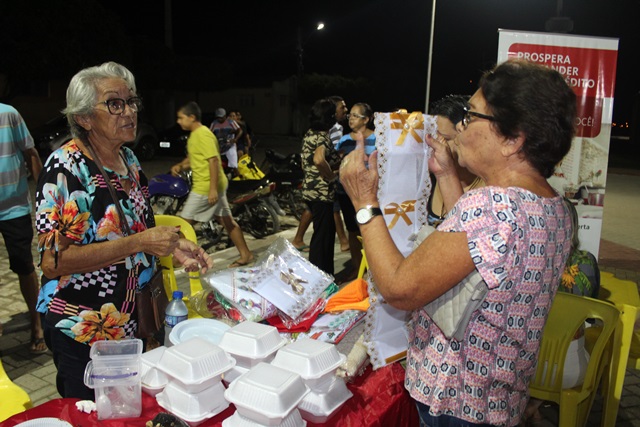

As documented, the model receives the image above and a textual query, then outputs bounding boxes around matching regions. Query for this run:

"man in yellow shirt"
[171,102,253,267]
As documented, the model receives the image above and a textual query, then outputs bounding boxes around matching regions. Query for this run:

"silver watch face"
[356,208,372,224]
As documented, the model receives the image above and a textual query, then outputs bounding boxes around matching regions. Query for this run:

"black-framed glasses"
[347,113,366,120]
[462,106,496,130]
[97,97,143,115]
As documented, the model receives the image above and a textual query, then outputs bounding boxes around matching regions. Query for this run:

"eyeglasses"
[97,97,143,115]
[461,106,496,130]
[347,113,366,120]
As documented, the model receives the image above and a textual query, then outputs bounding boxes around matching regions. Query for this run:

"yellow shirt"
[187,125,228,196]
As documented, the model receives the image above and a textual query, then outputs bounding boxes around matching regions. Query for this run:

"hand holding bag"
[413,224,488,341]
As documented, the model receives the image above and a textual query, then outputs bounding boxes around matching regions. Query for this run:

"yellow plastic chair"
[356,235,368,279]
[154,214,204,318]
[0,359,33,421]
[586,271,640,427]
[529,292,620,427]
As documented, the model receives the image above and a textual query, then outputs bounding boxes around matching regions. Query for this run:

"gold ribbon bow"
[384,200,416,229]
[389,110,425,146]
[280,268,308,295]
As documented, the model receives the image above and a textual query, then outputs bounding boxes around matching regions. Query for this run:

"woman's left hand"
[339,131,379,208]
[172,239,214,274]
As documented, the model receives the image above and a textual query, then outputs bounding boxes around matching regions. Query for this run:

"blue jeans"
[416,401,497,427]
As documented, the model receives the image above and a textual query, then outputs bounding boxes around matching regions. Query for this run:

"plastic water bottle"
[164,290,188,347]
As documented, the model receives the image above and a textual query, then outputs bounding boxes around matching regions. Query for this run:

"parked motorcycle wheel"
[199,219,224,250]
[150,195,179,215]
[240,200,280,239]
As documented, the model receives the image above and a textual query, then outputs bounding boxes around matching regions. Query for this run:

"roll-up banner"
[497,30,619,258]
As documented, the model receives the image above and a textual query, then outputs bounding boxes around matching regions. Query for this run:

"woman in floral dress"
[35,62,212,399]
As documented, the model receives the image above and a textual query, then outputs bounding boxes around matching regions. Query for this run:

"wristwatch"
[356,205,383,225]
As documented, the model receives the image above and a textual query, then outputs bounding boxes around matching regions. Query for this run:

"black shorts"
[0,214,35,275]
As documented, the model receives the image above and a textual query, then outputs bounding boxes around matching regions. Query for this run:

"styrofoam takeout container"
[156,380,229,425]
[222,409,307,427]
[218,321,286,368]
[169,318,231,346]
[224,362,309,426]
[156,337,235,392]
[271,339,346,389]
[223,364,249,385]
[141,346,169,390]
[298,377,353,424]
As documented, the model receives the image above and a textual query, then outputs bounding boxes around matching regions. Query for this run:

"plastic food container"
[156,337,235,392]
[271,339,346,390]
[169,318,231,346]
[298,377,353,424]
[156,380,229,425]
[224,362,309,426]
[223,365,249,385]
[222,409,307,427]
[141,346,169,393]
[83,339,143,420]
[218,321,286,368]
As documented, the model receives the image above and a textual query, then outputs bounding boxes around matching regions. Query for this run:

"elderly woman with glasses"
[339,59,575,427]
[35,62,212,399]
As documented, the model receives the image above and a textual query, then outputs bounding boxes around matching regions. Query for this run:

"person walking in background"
[35,63,212,399]
[334,102,376,283]
[229,110,252,158]
[0,102,46,354]
[301,98,342,275]
[210,108,242,177]
[427,94,485,227]
[292,95,349,253]
[172,102,254,268]
[340,59,575,426]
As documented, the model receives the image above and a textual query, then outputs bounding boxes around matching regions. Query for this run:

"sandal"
[30,336,48,354]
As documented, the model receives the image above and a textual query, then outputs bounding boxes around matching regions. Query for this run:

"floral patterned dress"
[35,140,155,345]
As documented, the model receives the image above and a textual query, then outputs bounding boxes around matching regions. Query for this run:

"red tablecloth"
[2,363,418,426]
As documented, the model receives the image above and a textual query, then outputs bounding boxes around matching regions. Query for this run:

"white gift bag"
[363,110,436,369]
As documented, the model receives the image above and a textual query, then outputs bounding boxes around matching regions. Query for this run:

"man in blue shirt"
[0,103,46,353]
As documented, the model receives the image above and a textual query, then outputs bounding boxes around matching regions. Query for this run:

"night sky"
[103,0,638,122]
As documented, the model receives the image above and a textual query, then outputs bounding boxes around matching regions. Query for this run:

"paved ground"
[1,147,639,425]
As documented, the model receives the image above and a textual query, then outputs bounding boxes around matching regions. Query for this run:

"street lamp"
[296,22,325,78]
[294,22,325,135]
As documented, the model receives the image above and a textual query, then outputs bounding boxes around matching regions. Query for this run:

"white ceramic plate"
[169,318,231,346]
[14,419,73,427]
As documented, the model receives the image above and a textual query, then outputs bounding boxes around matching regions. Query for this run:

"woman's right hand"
[425,134,456,178]
[137,226,181,257]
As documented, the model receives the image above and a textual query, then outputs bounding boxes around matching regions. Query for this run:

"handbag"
[87,144,169,339]
[413,225,489,341]
[134,268,169,339]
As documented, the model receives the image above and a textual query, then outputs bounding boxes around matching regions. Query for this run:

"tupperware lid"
[89,338,143,360]
[218,321,286,358]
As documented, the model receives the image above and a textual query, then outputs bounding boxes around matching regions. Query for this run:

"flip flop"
[228,259,254,268]
[30,336,48,354]
[294,244,310,252]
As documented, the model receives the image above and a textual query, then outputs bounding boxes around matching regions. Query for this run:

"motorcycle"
[262,148,307,220]
[149,171,280,250]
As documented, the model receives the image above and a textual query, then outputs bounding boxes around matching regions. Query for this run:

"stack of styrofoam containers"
[271,339,352,424]
[155,337,236,426]
[224,362,309,427]
[140,346,169,397]
[218,321,287,384]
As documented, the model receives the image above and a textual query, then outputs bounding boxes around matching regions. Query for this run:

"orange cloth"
[323,278,370,313]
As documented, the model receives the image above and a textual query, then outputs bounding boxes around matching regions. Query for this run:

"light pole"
[293,22,325,135]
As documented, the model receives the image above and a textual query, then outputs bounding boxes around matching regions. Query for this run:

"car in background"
[32,115,159,161]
